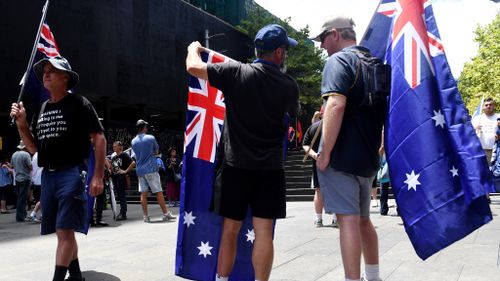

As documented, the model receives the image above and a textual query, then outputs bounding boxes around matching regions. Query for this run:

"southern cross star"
[197,241,213,258]
[404,170,421,191]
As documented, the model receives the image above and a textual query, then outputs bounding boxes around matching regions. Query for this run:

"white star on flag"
[404,170,421,191]
[431,109,445,128]
[245,229,255,244]
[183,211,196,228]
[197,241,213,258]
[449,166,459,177]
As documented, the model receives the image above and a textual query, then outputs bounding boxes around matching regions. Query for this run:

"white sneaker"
[143,216,151,223]
[314,218,323,227]
[162,212,176,221]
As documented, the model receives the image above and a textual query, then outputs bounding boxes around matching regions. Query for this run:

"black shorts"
[214,164,286,221]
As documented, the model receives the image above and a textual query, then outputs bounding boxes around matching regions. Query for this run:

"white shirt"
[472,113,500,150]
[31,153,43,185]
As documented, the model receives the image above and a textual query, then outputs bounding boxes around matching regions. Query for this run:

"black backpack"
[347,50,391,108]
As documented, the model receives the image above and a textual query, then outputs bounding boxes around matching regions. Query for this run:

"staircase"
[285,150,314,201]
[124,150,315,204]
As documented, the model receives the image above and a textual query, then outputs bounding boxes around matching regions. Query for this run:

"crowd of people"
[4,15,498,281]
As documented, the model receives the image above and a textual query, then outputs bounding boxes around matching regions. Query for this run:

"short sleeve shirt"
[207,61,299,170]
[320,46,384,177]
[131,133,159,176]
[34,94,104,168]
[11,150,32,182]
[111,152,133,180]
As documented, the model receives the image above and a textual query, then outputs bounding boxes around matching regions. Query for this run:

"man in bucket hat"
[186,23,299,281]
[10,56,106,281]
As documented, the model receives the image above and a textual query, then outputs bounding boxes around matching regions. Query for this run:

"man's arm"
[186,41,208,80]
[316,94,346,171]
[10,102,37,154]
[89,131,106,196]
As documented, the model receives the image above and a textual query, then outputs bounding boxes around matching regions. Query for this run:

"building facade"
[0,0,253,157]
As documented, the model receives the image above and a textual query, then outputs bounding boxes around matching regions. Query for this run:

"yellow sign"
[0,136,2,150]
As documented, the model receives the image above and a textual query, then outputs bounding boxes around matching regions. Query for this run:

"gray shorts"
[317,167,373,217]
[138,172,162,193]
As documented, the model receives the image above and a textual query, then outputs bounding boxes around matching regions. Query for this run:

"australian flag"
[175,50,255,280]
[361,0,493,260]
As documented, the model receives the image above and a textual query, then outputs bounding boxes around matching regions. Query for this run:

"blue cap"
[254,24,298,51]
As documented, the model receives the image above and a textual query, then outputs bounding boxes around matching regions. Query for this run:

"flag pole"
[11,0,50,126]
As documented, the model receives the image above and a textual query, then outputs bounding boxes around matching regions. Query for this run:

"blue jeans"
[15,180,30,221]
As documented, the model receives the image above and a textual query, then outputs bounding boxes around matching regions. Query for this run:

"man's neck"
[49,90,68,103]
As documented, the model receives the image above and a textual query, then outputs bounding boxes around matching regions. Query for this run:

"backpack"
[347,50,391,108]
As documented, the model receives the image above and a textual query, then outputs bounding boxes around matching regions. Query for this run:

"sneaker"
[314,218,323,227]
[25,216,39,222]
[143,216,151,223]
[116,214,127,221]
[96,221,109,226]
[162,212,176,221]
[331,219,339,228]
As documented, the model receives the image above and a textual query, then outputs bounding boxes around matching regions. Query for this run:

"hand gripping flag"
[175,50,256,280]
[361,0,493,260]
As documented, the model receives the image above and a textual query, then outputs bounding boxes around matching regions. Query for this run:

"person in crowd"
[472,97,500,163]
[313,16,384,281]
[0,157,13,214]
[165,147,181,207]
[26,152,43,222]
[303,110,337,228]
[131,119,175,223]
[110,141,135,221]
[186,23,299,281]
[11,140,32,222]
[10,56,106,281]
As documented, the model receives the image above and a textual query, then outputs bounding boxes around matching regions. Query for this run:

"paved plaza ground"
[0,197,499,281]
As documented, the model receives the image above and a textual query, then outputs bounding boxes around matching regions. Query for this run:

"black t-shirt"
[33,94,104,168]
[303,120,322,165]
[207,61,299,170]
[111,152,133,180]
[320,45,385,177]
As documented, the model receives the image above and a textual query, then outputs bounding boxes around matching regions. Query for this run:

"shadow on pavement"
[82,270,121,281]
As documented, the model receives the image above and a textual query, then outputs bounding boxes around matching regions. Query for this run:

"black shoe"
[65,277,85,281]
[96,221,109,226]
[116,214,127,221]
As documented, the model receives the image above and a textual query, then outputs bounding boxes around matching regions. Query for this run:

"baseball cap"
[136,119,148,129]
[254,24,298,51]
[33,56,80,90]
[310,16,355,42]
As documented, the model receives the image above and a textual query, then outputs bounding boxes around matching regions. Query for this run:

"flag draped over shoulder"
[361,0,493,260]
[175,50,255,280]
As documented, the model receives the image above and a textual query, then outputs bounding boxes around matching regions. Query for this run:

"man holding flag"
[312,16,385,281]
[185,23,299,281]
[10,55,106,281]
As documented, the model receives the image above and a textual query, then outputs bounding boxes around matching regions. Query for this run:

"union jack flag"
[37,23,61,58]
[361,0,492,260]
[184,51,228,163]
[23,22,61,103]
[176,49,256,280]
[378,0,444,88]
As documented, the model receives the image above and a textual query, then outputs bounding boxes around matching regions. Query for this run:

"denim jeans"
[379,182,390,215]
[15,180,30,221]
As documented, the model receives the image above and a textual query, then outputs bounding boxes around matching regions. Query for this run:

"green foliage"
[458,12,500,112]
[237,6,325,124]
